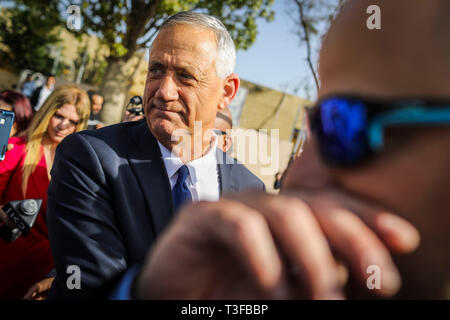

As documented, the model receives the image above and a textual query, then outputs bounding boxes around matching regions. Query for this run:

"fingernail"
[378,213,421,252]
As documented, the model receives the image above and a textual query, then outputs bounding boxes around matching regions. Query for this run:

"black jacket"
[29,86,43,109]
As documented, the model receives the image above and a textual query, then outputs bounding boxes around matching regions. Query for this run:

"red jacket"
[0,136,53,300]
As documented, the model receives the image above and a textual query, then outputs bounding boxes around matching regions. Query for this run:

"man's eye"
[149,67,163,76]
[179,73,194,80]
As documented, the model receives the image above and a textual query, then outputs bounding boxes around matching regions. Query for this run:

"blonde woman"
[0,85,90,300]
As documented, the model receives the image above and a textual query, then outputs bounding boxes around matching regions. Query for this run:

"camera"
[0,199,42,243]
[126,96,144,116]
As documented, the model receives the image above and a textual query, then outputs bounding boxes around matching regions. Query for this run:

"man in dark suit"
[46,11,264,299]
[29,75,55,111]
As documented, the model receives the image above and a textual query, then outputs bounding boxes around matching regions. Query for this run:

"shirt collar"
[158,133,218,184]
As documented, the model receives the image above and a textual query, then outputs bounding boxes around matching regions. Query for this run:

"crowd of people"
[0,0,449,300]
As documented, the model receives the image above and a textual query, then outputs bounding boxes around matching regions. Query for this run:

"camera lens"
[20,199,38,215]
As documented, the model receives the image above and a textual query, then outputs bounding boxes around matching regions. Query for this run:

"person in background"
[86,90,105,130]
[20,74,36,99]
[214,107,233,154]
[0,90,33,138]
[0,85,90,300]
[30,75,56,112]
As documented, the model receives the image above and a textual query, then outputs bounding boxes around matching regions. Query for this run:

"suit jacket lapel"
[127,122,174,236]
[216,149,238,195]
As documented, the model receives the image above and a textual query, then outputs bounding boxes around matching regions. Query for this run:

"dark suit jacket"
[46,120,264,299]
[29,86,43,109]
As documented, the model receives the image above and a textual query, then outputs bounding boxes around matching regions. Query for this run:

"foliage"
[69,0,275,60]
[0,1,63,73]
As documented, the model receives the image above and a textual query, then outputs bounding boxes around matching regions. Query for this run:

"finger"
[189,200,287,298]
[226,192,344,300]
[315,189,420,254]
[281,135,420,254]
[23,286,38,300]
[7,143,14,151]
[368,210,420,254]
[300,192,402,297]
[42,277,55,291]
[336,259,349,287]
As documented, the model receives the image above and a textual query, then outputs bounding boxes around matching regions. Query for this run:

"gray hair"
[159,11,236,79]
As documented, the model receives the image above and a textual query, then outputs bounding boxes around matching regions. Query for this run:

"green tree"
[0,1,62,74]
[68,0,275,124]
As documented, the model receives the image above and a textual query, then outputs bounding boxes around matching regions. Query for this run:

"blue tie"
[172,165,192,213]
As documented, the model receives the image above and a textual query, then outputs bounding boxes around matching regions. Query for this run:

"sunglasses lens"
[314,98,369,166]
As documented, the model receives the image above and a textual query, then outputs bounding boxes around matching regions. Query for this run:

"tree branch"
[295,0,319,93]
[122,0,162,60]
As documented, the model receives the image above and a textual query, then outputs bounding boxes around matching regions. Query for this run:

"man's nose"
[155,75,179,101]
[58,118,70,129]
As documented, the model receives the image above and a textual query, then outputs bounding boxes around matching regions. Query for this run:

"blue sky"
[235,0,320,100]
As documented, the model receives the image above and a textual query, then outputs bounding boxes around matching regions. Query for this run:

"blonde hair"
[21,85,91,195]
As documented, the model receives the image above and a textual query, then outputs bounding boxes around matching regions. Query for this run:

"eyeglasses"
[52,113,79,127]
[309,95,450,167]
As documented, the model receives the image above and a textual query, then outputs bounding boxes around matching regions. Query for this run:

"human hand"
[282,136,420,253]
[95,122,105,129]
[122,111,145,123]
[136,193,346,300]
[136,137,420,300]
[281,136,420,295]
[23,277,55,300]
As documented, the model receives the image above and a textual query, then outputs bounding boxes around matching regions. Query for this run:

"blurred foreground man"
[131,0,450,299]
[299,0,450,298]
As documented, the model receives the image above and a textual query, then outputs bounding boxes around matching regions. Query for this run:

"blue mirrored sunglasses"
[309,95,450,166]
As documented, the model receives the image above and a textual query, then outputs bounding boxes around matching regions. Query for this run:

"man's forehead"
[150,24,217,56]
[319,0,450,99]
[92,95,103,103]
[149,24,218,73]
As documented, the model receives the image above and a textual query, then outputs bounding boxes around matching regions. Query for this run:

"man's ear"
[219,73,240,110]
[223,135,233,152]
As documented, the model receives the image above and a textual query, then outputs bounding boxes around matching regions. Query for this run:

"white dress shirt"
[158,134,220,202]
[35,85,53,111]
